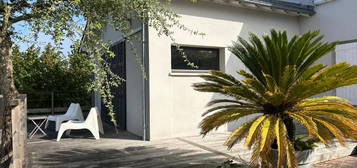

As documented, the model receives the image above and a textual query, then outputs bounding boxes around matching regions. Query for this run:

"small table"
[28,115,48,139]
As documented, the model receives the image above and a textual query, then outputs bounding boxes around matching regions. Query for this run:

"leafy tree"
[193,30,357,167]
[1,0,198,166]
[12,43,91,108]
[12,45,42,92]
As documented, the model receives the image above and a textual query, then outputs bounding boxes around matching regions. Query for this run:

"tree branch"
[8,1,52,24]
[10,13,40,23]
[0,3,5,14]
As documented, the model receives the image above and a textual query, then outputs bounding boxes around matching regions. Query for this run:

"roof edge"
[202,0,315,17]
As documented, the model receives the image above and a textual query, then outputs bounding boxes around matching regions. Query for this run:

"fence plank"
[0,95,4,130]
[11,94,27,168]
[27,106,91,114]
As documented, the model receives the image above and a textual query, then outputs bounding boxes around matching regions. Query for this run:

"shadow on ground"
[29,145,225,168]
[27,122,227,168]
[28,121,140,142]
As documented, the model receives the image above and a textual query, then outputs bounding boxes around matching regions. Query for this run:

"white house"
[96,0,357,140]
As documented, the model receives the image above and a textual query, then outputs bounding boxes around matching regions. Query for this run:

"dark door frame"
[101,41,127,130]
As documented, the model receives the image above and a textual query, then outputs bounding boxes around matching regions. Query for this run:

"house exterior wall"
[125,32,145,137]
[335,42,357,105]
[300,0,357,44]
[147,0,300,139]
[299,0,357,96]
[101,23,145,137]
[100,0,357,140]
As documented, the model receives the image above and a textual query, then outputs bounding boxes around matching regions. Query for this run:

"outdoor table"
[28,115,48,139]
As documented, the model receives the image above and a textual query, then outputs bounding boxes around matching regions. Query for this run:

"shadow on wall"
[29,146,226,168]
[207,22,257,132]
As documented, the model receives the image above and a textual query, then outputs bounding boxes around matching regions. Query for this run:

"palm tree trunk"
[0,5,19,167]
[283,116,296,143]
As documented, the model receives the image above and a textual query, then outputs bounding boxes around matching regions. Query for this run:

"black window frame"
[171,46,220,71]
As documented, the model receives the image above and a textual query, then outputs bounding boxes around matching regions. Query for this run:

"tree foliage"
[1,0,199,166]
[193,30,357,167]
[12,43,92,108]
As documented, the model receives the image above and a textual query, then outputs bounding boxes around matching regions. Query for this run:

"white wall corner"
[94,91,101,114]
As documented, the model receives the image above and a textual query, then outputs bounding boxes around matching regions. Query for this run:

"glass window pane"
[171,46,219,70]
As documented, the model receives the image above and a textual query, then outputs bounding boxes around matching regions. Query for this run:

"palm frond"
[245,115,267,148]
[300,63,327,80]
[223,85,264,104]
[259,116,276,152]
[315,123,334,144]
[313,118,346,145]
[206,99,255,107]
[200,109,260,135]
[225,118,258,149]
[286,140,297,168]
[286,112,327,144]
[203,104,258,116]
[275,118,287,168]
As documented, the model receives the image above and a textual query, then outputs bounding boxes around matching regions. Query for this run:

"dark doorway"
[101,41,127,130]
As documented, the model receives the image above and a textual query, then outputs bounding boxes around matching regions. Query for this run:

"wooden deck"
[27,125,357,168]
[27,131,250,168]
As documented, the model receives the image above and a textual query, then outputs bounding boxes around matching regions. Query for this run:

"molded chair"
[56,107,104,141]
[45,103,84,131]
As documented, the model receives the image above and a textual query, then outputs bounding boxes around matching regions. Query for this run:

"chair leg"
[88,128,100,140]
[55,119,63,132]
[55,122,59,132]
[65,130,71,136]
[45,119,49,129]
[57,126,67,142]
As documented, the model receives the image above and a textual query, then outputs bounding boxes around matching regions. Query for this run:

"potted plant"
[271,136,319,167]
[193,30,357,168]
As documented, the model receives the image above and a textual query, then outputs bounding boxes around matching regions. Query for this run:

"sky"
[16,31,76,55]
[14,19,84,56]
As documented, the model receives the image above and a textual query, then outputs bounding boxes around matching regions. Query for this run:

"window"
[171,46,220,70]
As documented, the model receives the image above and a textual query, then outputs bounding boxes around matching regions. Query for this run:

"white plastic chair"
[56,107,104,141]
[45,103,84,131]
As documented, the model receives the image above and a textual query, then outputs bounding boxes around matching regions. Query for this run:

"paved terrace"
[27,128,357,168]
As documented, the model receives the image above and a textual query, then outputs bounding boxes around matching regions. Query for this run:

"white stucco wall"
[102,23,144,137]
[101,0,357,140]
[126,32,145,137]
[335,42,357,105]
[148,0,300,139]
[300,0,357,44]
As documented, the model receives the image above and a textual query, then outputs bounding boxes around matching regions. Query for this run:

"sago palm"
[193,30,357,167]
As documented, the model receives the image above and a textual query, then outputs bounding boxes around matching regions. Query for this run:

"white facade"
[336,42,357,105]
[101,0,357,140]
[299,0,357,96]
[148,0,301,139]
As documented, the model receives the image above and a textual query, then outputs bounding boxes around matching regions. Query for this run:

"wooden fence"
[11,95,27,168]
[0,95,4,130]
[27,106,91,115]
[0,94,91,168]
[0,95,27,168]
